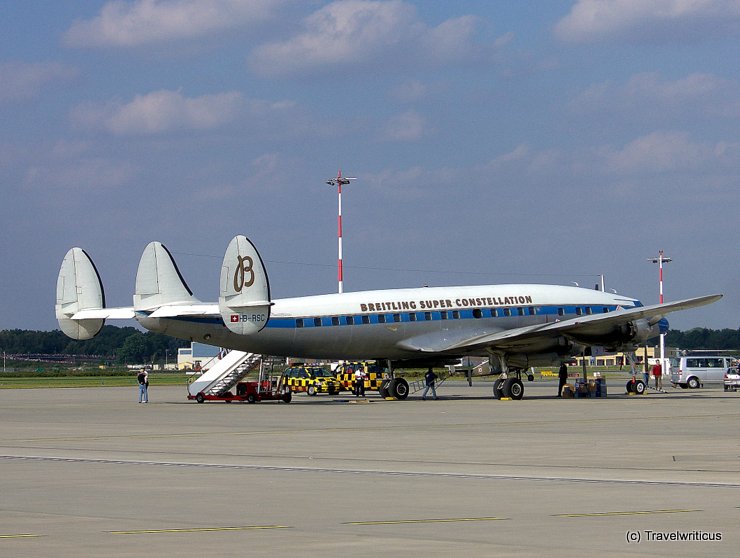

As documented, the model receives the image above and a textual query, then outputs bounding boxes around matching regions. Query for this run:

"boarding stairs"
[187,350,261,397]
[408,372,449,394]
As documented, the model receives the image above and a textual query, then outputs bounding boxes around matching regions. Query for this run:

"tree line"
[663,328,740,351]
[0,326,188,365]
[1,326,738,363]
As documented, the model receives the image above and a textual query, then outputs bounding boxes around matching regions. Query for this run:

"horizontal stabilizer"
[73,308,135,320]
[219,235,271,335]
[148,304,219,318]
[134,242,200,311]
[56,248,106,340]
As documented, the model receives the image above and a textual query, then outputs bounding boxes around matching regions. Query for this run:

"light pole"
[648,250,672,370]
[326,170,356,294]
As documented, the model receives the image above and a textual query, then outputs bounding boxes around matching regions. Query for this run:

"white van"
[670,355,737,389]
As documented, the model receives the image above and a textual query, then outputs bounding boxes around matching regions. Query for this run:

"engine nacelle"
[568,318,664,352]
[606,318,662,350]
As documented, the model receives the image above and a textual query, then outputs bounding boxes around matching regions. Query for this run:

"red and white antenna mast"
[648,250,672,368]
[326,169,356,294]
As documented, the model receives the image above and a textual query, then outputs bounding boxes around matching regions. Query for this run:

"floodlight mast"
[648,250,672,370]
[326,170,357,294]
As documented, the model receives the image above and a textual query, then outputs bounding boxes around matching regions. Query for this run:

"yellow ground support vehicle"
[335,361,409,399]
[282,365,343,396]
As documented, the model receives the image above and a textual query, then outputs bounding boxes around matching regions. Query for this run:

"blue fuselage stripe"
[265,304,628,329]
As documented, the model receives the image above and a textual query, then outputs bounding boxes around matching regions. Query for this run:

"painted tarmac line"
[109,525,291,535]
[3,455,740,489]
[344,517,509,526]
[554,508,701,518]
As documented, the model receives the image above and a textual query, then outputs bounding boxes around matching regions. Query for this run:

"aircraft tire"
[625,380,635,394]
[493,378,505,399]
[634,380,646,395]
[378,380,390,398]
[195,392,205,404]
[390,378,409,400]
[504,378,524,400]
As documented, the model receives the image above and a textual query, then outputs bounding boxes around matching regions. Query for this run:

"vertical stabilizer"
[219,235,271,335]
[55,248,105,340]
[134,242,199,311]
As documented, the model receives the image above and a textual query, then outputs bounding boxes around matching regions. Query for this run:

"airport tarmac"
[1,380,739,557]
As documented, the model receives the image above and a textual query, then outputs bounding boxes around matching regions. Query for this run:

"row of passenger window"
[294,305,613,328]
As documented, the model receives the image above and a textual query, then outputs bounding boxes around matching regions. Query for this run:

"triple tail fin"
[134,242,200,311]
[55,248,107,340]
[219,235,271,335]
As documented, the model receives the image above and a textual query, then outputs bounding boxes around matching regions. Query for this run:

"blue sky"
[1,0,738,332]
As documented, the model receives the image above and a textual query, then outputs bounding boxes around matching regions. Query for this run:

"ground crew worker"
[422,367,438,400]
[557,362,568,397]
[354,367,365,397]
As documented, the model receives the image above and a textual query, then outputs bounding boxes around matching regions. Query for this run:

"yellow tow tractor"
[281,364,343,396]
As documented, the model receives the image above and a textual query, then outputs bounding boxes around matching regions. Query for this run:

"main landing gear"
[492,372,532,400]
[489,353,533,401]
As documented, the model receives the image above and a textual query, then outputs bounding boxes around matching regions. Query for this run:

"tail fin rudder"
[134,242,200,311]
[219,235,271,334]
[56,248,106,340]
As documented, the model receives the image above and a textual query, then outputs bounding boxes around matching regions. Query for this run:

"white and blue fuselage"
[139,284,643,366]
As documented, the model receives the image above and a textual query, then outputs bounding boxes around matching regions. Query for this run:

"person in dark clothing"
[422,367,438,400]
[557,362,568,397]
[137,368,149,403]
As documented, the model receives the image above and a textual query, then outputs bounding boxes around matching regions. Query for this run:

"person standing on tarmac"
[353,367,365,397]
[652,360,663,390]
[422,367,438,400]
[137,368,149,403]
[557,362,568,397]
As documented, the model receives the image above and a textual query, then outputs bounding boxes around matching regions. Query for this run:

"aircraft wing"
[399,294,722,354]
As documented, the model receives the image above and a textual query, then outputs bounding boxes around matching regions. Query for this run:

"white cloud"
[572,72,740,118]
[601,131,726,173]
[72,89,245,135]
[390,80,428,102]
[486,144,530,169]
[24,158,135,192]
[555,0,740,42]
[0,62,77,103]
[249,0,497,76]
[64,0,283,47]
[382,110,427,141]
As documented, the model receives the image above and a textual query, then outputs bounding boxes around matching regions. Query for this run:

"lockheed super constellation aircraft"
[56,235,721,400]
